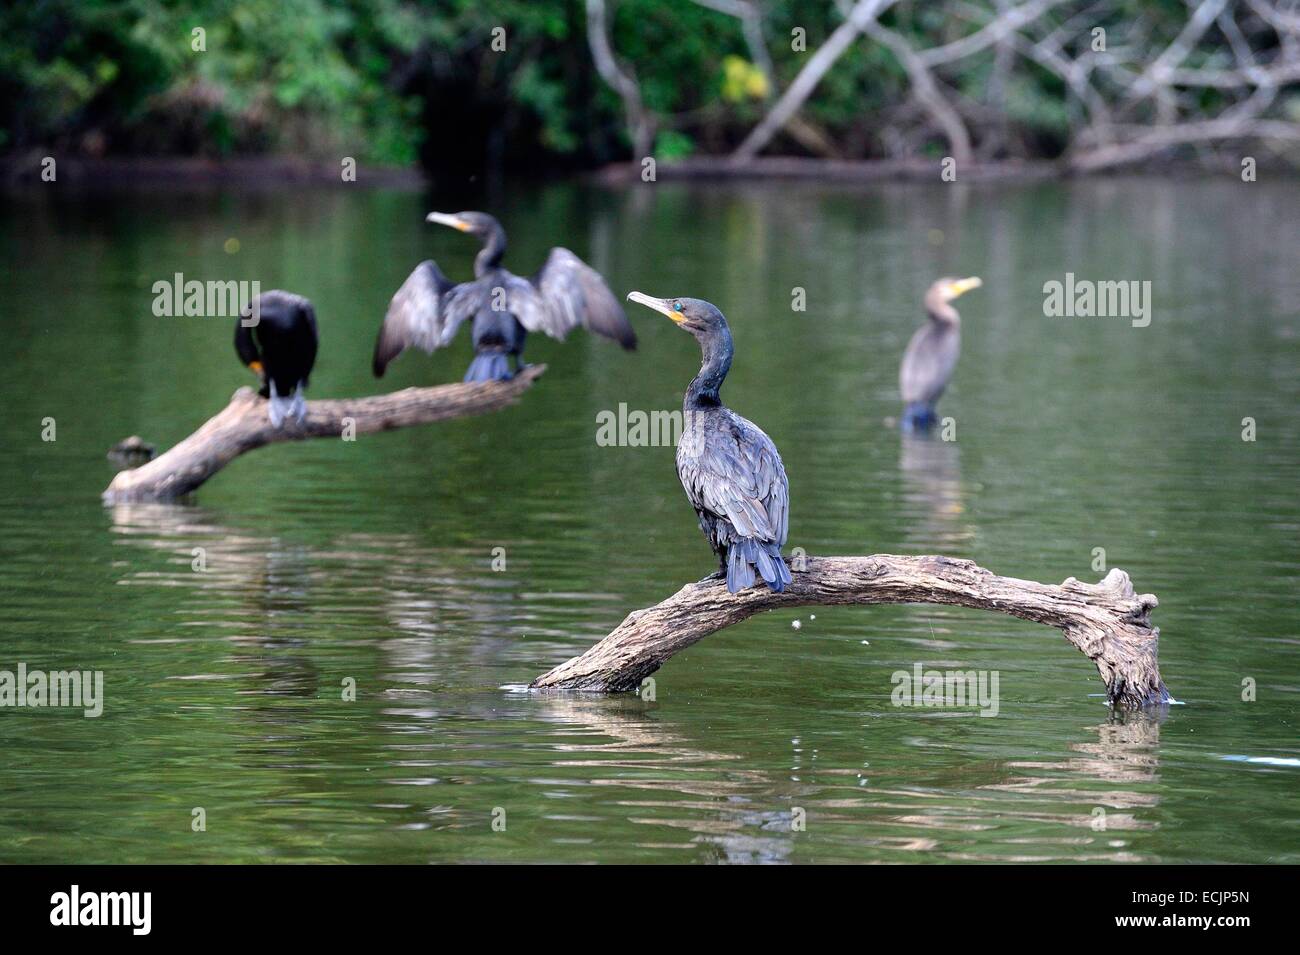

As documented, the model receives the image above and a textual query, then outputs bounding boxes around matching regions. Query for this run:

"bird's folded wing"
[372,260,474,376]
[513,248,636,349]
[682,421,789,546]
[899,324,958,404]
[300,299,320,372]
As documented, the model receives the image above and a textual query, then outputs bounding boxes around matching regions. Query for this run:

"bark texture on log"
[530,555,1167,709]
[103,365,546,503]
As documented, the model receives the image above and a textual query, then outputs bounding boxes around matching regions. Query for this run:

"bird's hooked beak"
[426,212,472,232]
[946,276,983,299]
[627,291,685,325]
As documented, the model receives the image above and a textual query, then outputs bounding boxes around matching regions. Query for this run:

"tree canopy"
[2,0,1296,173]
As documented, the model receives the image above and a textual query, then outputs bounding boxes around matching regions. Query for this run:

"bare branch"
[691,0,777,91]
[1218,6,1259,68]
[1126,0,1232,100]
[530,556,1168,710]
[585,0,656,157]
[102,366,547,503]
[1008,31,1112,129]
[1069,117,1300,171]
[863,21,973,163]
[732,0,897,161]
[916,0,1077,67]
[1165,58,1300,88]
[601,0,1297,172]
[1246,0,1300,36]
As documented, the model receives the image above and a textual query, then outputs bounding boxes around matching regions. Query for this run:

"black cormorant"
[234,290,319,427]
[626,292,791,594]
[899,276,981,431]
[373,211,636,382]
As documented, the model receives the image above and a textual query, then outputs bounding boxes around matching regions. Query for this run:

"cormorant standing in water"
[234,291,319,427]
[627,292,792,594]
[899,276,981,431]
[373,211,636,382]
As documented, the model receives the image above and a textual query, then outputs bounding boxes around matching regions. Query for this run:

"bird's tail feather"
[901,401,938,431]
[726,539,791,594]
[463,352,512,382]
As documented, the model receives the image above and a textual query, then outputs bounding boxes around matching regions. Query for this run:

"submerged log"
[530,555,1167,709]
[103,365,546,503]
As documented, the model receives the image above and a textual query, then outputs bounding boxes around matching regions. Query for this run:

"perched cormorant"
[373,211,636,382]
[627,292,792,594]
[899,276,981,431]
[234,290,319,427]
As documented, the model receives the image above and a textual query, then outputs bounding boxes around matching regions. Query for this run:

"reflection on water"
[87,503,1189,861]
[0,177,1296,863]
[526,695,795,864]
[898,433,975,552]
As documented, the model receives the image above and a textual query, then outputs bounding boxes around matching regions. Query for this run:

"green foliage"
[512,59,579,154]
[0,0,1288,168]
[654,129,695,160]
[0,0,432,163]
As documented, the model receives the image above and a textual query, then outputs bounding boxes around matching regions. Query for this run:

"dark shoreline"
[593,154,1298,183]
[2,153,1290,192]
[0,155,425,191]
[593,156,1061,184]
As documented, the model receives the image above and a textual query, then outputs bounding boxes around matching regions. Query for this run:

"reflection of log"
[103,365,546,503]
[531,556,1168,709]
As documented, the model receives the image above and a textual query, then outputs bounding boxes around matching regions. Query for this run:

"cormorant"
[373,211,636,382]
[899,276,981,431]
[626,292,791,594]
[234,290,319,427]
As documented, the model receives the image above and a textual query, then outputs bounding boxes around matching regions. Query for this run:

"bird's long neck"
[686,328,733,409]
[474,224,507,277]
[924,295,960,325]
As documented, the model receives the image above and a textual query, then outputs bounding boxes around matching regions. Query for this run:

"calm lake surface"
[0,176,1296,863]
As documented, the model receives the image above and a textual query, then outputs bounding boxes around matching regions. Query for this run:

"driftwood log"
[531,555,1168,709]
[102,365,546,503]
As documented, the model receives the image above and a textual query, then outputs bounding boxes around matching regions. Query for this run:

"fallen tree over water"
[531,555,1168,709]
[103,365,546,503]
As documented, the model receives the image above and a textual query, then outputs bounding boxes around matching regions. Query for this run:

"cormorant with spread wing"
[899,276,981,431]
[372,211,636,382]
[627,292,791,594]
[235,290,319,427]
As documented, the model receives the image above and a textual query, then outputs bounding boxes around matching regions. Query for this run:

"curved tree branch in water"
[103,365,547,503]
[531,556,1167,709]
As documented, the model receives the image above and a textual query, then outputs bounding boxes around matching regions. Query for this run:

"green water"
[0,177,1296,863]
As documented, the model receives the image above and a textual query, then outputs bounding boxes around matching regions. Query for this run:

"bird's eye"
[673,301,683,312]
